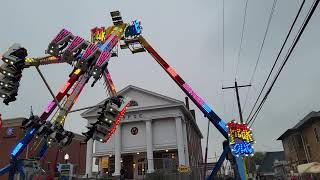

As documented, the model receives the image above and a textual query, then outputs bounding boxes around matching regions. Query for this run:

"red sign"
[91,27,107,42]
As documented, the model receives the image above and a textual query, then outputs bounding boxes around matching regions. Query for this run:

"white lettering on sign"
[123,114,143,120]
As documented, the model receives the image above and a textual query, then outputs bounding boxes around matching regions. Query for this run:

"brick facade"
[0,118,87,179]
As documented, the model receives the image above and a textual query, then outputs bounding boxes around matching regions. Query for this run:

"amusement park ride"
[0,11,254,180]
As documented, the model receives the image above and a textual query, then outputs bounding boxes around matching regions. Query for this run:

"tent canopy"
[297,162,320,174]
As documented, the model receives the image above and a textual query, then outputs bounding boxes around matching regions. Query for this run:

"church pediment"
[81,85,184,118]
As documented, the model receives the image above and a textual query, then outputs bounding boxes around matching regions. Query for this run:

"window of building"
[314,128,320,143]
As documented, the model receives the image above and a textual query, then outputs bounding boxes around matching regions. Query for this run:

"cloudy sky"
[1,0,320,161]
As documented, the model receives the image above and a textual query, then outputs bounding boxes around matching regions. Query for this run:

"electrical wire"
[248,0,320,127]
[245,0,306,123]
[221,0,227,115]
[240,0,278,117]
[235,0,249,78]
[249,0,316,125]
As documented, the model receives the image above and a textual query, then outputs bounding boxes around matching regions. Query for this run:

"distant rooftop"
[277,111,320,140]
[258,151,285,173]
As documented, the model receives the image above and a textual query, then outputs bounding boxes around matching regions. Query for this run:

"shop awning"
[297,162,320,174]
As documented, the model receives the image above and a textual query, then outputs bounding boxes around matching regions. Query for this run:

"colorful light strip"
[96,50,111,66]
[81,43,98,60]
[103,102,130,142]
[11,128,35,157]
[52,29,71,44]
[59,82,71,93]
[104,69,117,97]
[40,69,81,121]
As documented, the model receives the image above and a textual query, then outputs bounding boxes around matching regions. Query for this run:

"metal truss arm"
[138,36,228,138]
[24,56,70,67]
[52,73,91,125]
[103,67,117,97]
[40,69,82,121]
[0,164,12,176]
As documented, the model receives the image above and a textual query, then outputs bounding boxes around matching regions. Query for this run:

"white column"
[175,116,186,166]
[113,125,121,176]
[86,139,93,177]
[99,158,103,174]
[146,120,155,173]
[182,120,190,167]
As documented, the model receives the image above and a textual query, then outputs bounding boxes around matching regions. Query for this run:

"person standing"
[120,168,125,180]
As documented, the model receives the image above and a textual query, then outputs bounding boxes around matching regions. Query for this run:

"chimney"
[185,97,190,110]
[190,109,196,119]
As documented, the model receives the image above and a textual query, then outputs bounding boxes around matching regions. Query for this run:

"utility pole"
[203,120,210,180]
[222,81,251,123]
[222,80,251,179]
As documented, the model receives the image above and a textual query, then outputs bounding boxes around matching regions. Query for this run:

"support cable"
[35,66,63,110]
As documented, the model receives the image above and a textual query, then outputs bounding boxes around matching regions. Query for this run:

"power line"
[248,0,277,84]
[241,0,278,116]
[221,0,226,115]
[235,0,249,78]
[249,0,315,125]
[248,0,320,127]
[246,0,306,123]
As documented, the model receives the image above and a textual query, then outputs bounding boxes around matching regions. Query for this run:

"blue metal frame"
[0,160,25,180]
[235,157,247,179]
[206,147,228,180]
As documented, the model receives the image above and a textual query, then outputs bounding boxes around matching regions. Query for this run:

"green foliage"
[253,152,265,165]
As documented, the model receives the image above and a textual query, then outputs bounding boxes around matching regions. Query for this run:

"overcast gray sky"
[1,0,320,161]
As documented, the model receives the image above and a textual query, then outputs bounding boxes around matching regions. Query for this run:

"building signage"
[123,113,143,120]
[227,120,255,157]
[6,128,14,136]
[91,27,106,43]
[178,165,191,173]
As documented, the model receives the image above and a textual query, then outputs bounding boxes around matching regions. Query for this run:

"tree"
[253,152,265,166]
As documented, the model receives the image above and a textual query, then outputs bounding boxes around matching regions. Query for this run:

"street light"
[64,153,69,164]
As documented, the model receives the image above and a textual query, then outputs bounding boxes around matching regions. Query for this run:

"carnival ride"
[0,11,252,180]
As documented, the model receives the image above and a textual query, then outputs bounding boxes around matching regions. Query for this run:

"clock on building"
[131,127,138,135]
